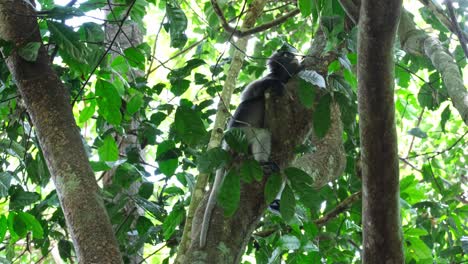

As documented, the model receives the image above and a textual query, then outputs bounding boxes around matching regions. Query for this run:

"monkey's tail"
[199,168,225,248]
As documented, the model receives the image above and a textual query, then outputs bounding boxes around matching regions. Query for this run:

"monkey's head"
[267,51,302,82]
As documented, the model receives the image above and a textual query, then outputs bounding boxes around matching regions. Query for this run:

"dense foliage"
[0,0,466,263]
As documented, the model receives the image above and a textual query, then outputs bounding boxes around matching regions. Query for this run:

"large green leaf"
[173,107,207,147]
[98,135,119,162]
[264,173,283,204]
[313,94,331,138]
[156,140,179,176]
[48,21,87,63]
[95,79,122,125]
[218,170,240,217]
[166,1,188,48]
[280,184,295,222]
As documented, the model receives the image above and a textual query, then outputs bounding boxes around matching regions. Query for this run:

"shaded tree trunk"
[0,1,123,263]
[180,30,346,264]
[357,0,404,262]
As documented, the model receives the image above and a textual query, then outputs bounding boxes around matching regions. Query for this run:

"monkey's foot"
[260,161,280,174]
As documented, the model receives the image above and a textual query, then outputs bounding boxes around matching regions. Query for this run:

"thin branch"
[210,0,300,37]
[146,14,166,79]
[407,130,468,159]
[146,38,205,75]
[445,0,468,59]
[337,0,359,24]
[399,157,422,172]
[314,191,362,226]
[418,0,468,41]
[71,0,137,107]
[405,109,425,157]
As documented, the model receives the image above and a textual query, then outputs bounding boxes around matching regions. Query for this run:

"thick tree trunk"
[0,1,123,263]
[180,30,346,263]
[357,0,404,263]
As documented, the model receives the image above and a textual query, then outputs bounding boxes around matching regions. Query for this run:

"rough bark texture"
[339,0,468,125]
[0,1,123,263]
[181,30,346,263]
[398,10,468,125]
[175,1,269,262]
[357,0,404,263]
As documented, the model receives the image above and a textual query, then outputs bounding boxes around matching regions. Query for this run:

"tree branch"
[211,0,300,37]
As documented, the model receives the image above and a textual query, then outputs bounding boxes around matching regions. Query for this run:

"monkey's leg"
[245,128,271,162]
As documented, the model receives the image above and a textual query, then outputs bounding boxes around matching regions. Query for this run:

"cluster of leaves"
[0,0,466,263]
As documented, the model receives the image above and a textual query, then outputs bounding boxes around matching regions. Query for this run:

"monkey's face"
[268,51,302,78]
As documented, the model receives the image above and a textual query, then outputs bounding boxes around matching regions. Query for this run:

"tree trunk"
[179,29,346,263]
[357,0,404,262]
[0,1,123,263]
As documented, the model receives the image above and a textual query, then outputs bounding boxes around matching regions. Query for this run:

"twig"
[406,109,425,158]
[314,191,362,226]
[210,0,300,37]
[71,0,137,106]
[407,130,467,159]
[445,0,468,59]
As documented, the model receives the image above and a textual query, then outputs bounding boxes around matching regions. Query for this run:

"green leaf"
[166,1,188,48]
[111,55,130,74]
[440,105,450,133]
[0,215,7,242]
[0,172,12,198]
[124,47,145,70]
[138,182,154,199]
[9,186,40,210]
[173,107,206,147]
[218,170,240,217]
[264,173,282,204]
[417,83,439,110]
[127,92,144,115]
[98,136,119,162]
[156,140,179,176]
[240,159,263,183]
[114,163,142,188]
[343,69,357,90]
[9,212,27,239]
[170,79,191,96]
[58,240,73,260]
[18,42,41,62]
[17,212,43,239]
[224,128,249,154]
[95,79,122,125]
[197,147,230,173]
[78,99,96,123]
[407,127,428,138]
[281,235,301,250]
[313,94,331,138]
[48,21,87,63]
[162,204,185,240]
[298,0,313,17]
[297,79,315,108]
[285,167,314,187]
[406,237,433,261]
[79,22,105,43]
[280,184,295,222]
